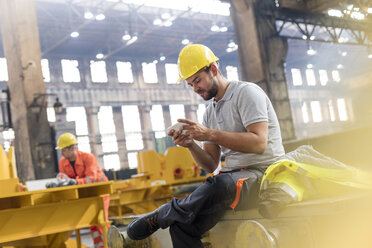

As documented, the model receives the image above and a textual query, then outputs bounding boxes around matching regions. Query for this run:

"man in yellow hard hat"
[56,133,110,248]
[117,44,285,247]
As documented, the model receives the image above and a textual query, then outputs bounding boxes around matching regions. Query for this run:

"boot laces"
[146,213,159,231]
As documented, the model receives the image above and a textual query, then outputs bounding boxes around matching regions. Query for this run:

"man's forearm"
[208,129,266,154]
[188,142,218,173]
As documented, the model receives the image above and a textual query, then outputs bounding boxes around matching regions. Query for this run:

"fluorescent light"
[228,40,236,48]
[163,20,173,27]
[70,31,79,38]
[350,11,365,20]
[122,31,131,41]
[307,48,317,56]
[84,10,94,19]
[126,35,138,45]
[161,13,171,19]
[182,38,189,45]
[219,26,228,32]
[328,9,343,17]
[211,24,219,32]
[95,14,105,21]
[160,56,166,61]
[96,53,104,59]
[153,18,162,26]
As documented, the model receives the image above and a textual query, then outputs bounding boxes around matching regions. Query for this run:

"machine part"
[107,225,125,248]
[0,182,112,247]
[173,168,184,178]
[235,220,277,248]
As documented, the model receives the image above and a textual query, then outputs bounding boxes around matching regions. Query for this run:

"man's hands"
[45,178,77,188]
[167,119,211,147]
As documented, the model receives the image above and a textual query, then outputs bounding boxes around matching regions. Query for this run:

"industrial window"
[305,69,316,86]
[61,59,81,83]
[142,62,158,83]
[116,61,134,83]
[328,100,336,122]
[226,66,239,81]
[291,68,303,86]
[319,70,328,86]
[197,104,206,124]
[90,60,108,83]
[301,102,309,123]
[332,70,341,82]
[41,59,51,83]
[310,101,322,122]
[150,105,166,138]
[165,63,179,84]
[47,107,56,122]
[2,129,14,151]
[127,152,138,169]
[66,107,91,153]
[122,105,144,151]
[98,106,120,170]
[169,104,185,124]
[337,98,348,121]
[0,58,8,81]
[103,154,121,170]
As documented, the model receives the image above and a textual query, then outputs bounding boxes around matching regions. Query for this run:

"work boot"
[126,209,161,240]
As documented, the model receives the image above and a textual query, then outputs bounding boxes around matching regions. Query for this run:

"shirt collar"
[213,81,235,103]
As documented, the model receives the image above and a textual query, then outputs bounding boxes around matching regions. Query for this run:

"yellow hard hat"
[177,44,219,82]
[56,133,77,149]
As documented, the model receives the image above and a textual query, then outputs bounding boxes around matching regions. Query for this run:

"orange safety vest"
[59,150,108,184]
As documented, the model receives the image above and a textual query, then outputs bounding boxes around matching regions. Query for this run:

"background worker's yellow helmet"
[177,44,219,82]
[56,133,78,149]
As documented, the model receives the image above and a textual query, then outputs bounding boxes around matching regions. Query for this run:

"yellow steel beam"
[0,182,112,246]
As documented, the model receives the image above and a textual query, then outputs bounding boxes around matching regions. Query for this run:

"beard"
[201,78,218,100]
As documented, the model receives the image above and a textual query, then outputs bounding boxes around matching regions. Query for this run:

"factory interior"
[0,0,372,247]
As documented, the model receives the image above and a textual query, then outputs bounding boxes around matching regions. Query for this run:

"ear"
[210,64,218,77]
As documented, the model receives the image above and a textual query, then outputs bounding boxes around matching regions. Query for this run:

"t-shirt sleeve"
[237,85,268,128]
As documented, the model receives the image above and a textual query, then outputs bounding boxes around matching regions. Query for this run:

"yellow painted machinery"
[0,180,112,248]
[109,147,210,222]
[0,146,17,180]
[0,145,113,248]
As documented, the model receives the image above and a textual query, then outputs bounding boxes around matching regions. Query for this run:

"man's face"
[61,145,76,161]
[186,67,218,101]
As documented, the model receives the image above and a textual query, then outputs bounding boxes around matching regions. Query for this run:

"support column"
[85,106,104,167]
[162,105,172,128]
[230,0,296,140]
[138,105,153,151]
[112,106,129,169]
[184,105,198,123]
[0,0,56,179]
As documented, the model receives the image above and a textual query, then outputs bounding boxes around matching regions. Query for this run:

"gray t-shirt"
[202,81,285,172]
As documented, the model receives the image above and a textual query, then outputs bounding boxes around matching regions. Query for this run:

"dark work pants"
[157,169,263,248]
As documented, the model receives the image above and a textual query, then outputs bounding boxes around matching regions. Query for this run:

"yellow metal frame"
[0,182,112,247]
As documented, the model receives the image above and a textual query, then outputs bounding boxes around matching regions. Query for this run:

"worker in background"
[122,44,285,247]
[56,132,110,248]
